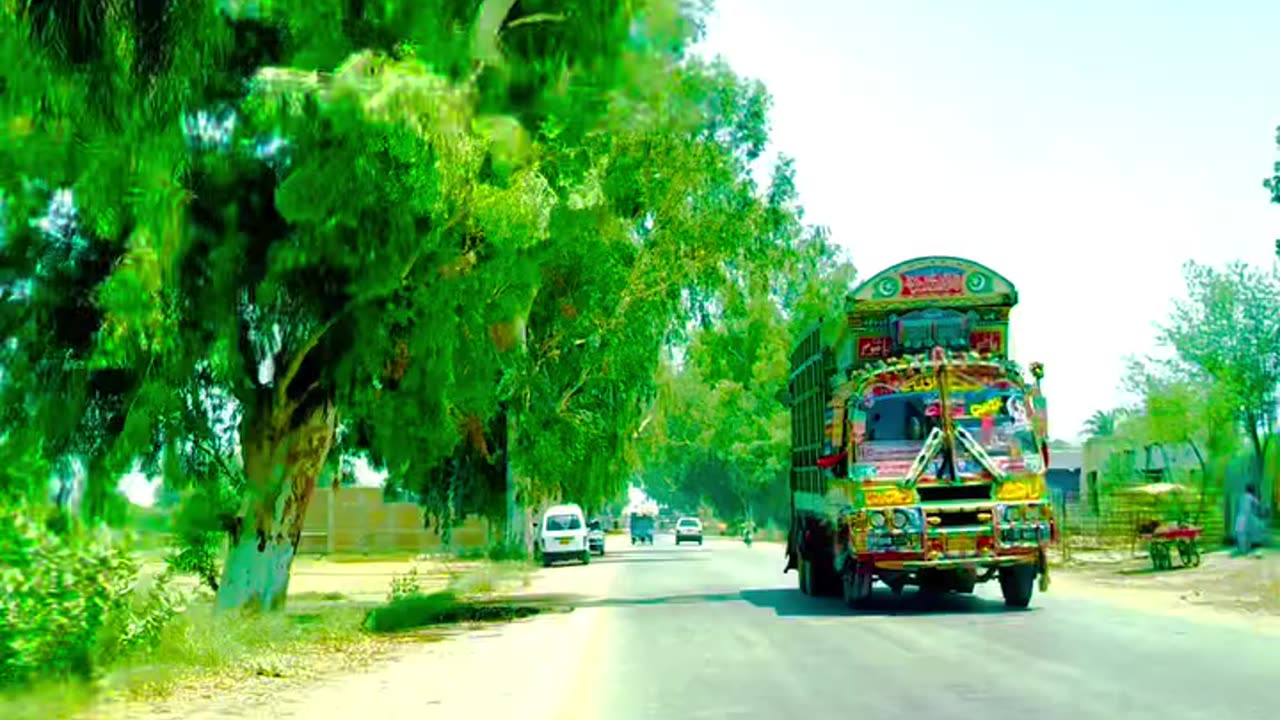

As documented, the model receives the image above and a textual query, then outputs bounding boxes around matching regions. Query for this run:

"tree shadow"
[592,552,710,566]
[510,590,744,609]
[1115,565,1194,576]
[738,587,1035,618]
[510,586,1033,617]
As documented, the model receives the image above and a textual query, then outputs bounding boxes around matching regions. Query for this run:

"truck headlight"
[871,512,887,530]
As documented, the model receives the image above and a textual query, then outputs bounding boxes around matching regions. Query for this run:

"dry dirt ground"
[78,553,536,720]
[1048,545,1280,634]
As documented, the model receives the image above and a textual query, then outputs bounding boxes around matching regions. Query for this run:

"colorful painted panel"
[969,330,1004,354]
[858,336,893,359]
[850,256,1018,307]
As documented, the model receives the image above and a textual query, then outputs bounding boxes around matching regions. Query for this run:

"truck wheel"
[581,551,591,565]
[813,558,842,597]
[919,571,948,596]
[951,571,977,595]
[999,565,1036,608]
[842,566,873,609]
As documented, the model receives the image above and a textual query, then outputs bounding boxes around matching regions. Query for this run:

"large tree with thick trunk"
[3,0,815,610]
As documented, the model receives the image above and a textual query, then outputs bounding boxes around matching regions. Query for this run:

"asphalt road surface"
[536,535,1276,720]
[143,535,1278,720]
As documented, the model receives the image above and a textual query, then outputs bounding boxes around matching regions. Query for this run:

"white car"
[536,504,590,566]
[674,517,703,545]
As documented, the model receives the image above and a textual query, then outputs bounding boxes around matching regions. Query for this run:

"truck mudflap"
[1038,547,1051,592]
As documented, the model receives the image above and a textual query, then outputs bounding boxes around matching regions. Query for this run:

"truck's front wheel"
[999,565,1036,608]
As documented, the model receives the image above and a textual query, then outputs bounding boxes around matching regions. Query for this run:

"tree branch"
[275,210,467,411]
[191,437,241,484]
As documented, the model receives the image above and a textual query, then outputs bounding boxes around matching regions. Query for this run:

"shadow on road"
[512,590,743,609]
[739,587,1035,617]
[510,586,1034,617]
[592,550,710,566]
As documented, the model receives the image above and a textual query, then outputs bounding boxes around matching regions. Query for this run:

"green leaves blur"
[2,0,836,532]
[636,163,855,524]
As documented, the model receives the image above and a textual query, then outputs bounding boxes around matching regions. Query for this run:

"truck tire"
[813,557,841,597]
[999,565,1036,608]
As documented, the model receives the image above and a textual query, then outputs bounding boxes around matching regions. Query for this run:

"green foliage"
[2,0,817,564]
[637,185,854,525]
[1160,261,1280,463]
[1081,408,1128,439]
[0,503,136,686]
[387,567,424,603]
[363,589,539,633]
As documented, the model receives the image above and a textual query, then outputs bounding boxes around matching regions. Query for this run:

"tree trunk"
[216,396,337,612]
[503,411,528,554]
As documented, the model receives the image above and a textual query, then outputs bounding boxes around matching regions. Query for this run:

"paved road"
[138,535,1277,720]
[539,535,1275,720]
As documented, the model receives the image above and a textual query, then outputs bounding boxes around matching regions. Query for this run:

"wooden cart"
[1127,482,1203,571]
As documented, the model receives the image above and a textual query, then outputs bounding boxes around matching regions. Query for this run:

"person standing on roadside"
[1234,484,1261,556]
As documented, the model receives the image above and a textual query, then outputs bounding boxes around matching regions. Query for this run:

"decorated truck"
[785,256,1055,609]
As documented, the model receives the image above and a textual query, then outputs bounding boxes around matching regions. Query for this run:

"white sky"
[696,0,1280,440]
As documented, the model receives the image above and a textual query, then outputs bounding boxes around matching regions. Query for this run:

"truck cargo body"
[786,256,1055,609]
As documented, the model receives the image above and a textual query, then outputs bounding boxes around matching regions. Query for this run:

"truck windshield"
[859,365,1039,461]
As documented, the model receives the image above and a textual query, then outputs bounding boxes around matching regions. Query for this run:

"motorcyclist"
[742,518,756,545]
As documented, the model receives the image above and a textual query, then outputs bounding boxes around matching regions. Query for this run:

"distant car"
[674,517,703,545]
[587,518,605,556]
[536,504,590,566]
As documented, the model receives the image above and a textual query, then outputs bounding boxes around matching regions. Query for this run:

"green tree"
[1122,359,1241,519]
[1158,260,1280,510]
[638,201,853,527]
[1082,409,1126,439]
[2,0,810,610]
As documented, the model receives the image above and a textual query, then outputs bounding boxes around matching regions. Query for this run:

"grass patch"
[0,598,374,719]
[2,550,538,719]
[363,590,542,633]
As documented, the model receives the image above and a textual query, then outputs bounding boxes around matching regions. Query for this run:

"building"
[1046,448,1083,500]
[1080,437,1202,512]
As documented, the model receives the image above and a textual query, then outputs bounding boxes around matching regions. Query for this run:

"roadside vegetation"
[0,0,829,711]
[0,506,538,720]
[1067,257,1280,555]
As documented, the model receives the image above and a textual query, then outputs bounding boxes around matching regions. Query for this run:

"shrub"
[0,503,192,689]
[0,503,137,686]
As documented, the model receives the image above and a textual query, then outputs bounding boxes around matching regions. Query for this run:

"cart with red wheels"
[1139,524,1202,570]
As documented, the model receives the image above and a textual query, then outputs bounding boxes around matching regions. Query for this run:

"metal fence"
[1050,488,1227,561]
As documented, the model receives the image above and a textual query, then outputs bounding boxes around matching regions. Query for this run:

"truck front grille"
[931,510,984,528]
[917,483,993,503]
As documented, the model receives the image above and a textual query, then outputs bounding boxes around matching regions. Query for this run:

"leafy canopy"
[1,0,819,529]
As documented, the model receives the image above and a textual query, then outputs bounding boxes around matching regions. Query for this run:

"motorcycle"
[742,527,753,547]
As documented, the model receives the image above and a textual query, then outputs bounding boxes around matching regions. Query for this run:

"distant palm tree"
[1083,409,1125,438]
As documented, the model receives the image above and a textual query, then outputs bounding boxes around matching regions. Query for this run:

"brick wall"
[298,486,492,555]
